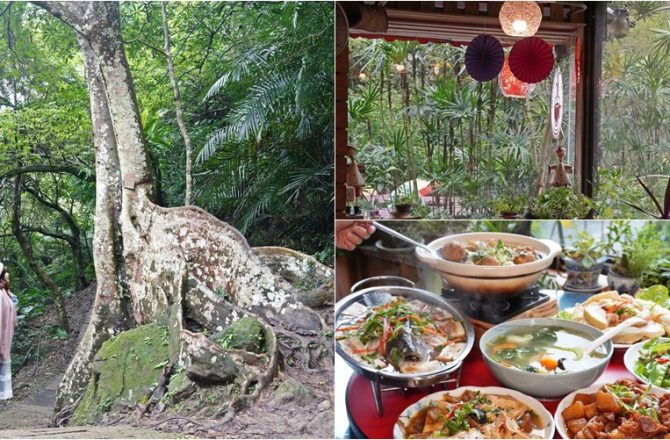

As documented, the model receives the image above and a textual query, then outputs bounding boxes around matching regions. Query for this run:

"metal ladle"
[371,221,441,259]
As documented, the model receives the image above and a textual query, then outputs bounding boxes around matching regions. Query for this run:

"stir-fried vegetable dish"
[336,297,467,374]
[561,379,670,439]
[441,240,539,266]
[635,337,670,389]
[486,326,607,375]
[397,389,546,439]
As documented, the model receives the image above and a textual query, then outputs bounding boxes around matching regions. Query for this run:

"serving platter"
[335,286,475,388]
[624,337,670,394]
[393,386,555,439]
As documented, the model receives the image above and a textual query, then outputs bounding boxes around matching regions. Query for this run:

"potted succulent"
[563,231,607,291]
[494,193,528,219]
[528,187,594,219]
[607,223,668,294]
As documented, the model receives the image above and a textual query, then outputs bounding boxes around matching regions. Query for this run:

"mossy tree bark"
[32,1,332,423]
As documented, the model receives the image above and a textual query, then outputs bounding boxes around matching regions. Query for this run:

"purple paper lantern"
[465,34,504,82]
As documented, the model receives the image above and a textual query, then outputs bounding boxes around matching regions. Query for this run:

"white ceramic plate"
[555,383,664,439]
[393,386,555,439]
[624,338,670,394]
[558,307,641,350]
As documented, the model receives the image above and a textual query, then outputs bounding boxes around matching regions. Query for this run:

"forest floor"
[0,285,334,438]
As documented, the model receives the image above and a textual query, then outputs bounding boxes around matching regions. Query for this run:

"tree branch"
[30,1,86,38]
[0,164,94,182]
[22,225,73,244]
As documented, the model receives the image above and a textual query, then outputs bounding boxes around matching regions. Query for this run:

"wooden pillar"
[335,45,349,218]
[580,2,606,197]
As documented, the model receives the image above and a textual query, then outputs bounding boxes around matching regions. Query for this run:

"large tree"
[32,1,332,427]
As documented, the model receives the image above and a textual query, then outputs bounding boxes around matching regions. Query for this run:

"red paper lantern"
[508,37,554,84]
[499,56,534,98]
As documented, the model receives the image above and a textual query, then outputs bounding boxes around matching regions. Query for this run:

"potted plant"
[607,223,669,294]
[494,193,528,219]
[563,231,607,291]
[393,193,416,217]
[528,187,594,219]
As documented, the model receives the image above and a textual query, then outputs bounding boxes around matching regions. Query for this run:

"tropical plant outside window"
[348,2,670,220]
[348,36,577,219]
[597,1,670,218]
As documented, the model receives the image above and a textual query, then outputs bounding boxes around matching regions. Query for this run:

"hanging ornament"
[499,1,543,37]
[551,68,563,139]
[465,34,504,82]
[499,56,534,98]
[508,37,554,84]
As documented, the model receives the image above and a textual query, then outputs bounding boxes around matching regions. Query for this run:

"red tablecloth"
[345,346,634,439]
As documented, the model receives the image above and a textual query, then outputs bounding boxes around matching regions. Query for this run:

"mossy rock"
[71,324,170,425]
[215,317,265,353]
[274,377,313,404]
[162,370,196,405]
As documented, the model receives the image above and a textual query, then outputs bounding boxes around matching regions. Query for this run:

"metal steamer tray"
[335,286,475,415]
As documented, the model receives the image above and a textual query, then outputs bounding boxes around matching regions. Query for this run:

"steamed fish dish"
[397,389,546,439]
[560,291,670,345]
[487,326,607,374]
[336,297,466,374]
[442,239,539,266]
[560,379,670,439]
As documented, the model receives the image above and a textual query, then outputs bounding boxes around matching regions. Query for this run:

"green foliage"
[49,325,69,341]
[564,231,607,268]
[190,2,333,261]
[610,222,670,279]
[530,188,594,219]
[349,38,559,218]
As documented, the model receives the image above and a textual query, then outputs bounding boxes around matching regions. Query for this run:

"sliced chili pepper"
[380,317,390,356]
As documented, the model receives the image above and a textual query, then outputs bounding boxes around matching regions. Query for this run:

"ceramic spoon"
[371,221,440,259]
[575,316,647,360]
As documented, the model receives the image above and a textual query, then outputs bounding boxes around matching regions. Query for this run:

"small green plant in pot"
[607,223,669,294]
[563,231,607,291]
[393,193,416,217]
[494,193,528,219]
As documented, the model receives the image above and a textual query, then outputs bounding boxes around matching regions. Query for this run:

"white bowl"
[393,386,555,439]
[416,232,562,297]
[624,338,670,394]
[480,318,613,399]
[555,383,664,439]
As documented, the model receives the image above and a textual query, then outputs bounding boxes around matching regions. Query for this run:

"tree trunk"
[11,174,70,332]
[34,2,332,424]
[55,33,133,411]
[161,1,194,206]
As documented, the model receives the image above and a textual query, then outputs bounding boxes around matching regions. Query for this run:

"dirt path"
[0,426,182,438]
[0,374,62,429]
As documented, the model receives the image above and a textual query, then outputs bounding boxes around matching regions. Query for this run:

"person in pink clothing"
[0,263,17,400]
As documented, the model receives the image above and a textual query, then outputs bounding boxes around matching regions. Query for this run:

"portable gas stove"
[441,284,558,340]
